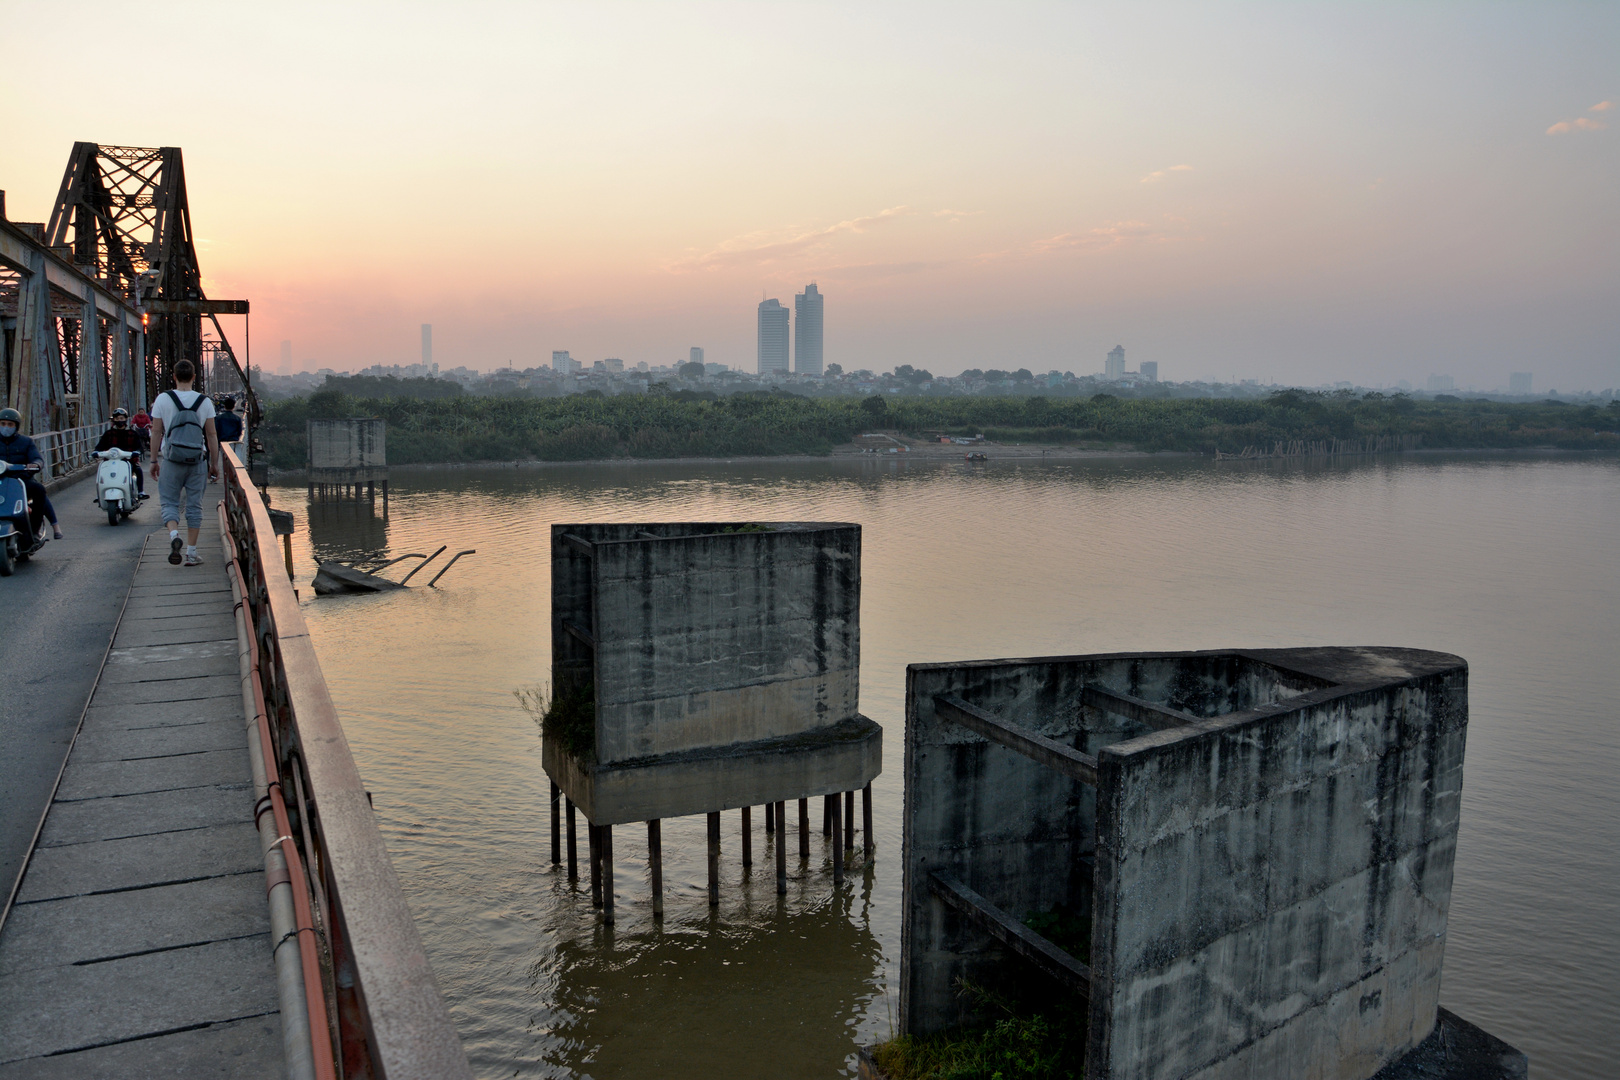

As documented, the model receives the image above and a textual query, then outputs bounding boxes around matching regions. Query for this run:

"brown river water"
[271,452,1618,1080]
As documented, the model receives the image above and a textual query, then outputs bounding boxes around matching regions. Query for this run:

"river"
[271,451,1618,1079]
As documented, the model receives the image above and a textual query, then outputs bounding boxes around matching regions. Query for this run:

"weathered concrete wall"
[547,522,875,825]
[552,522,861,765]
[901,647,1473,1080]
[1090,647,1467,1080]
[306,418,386,470]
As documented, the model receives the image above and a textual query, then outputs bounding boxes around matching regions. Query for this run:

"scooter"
[94,448,142,525]
[0,461,50,576]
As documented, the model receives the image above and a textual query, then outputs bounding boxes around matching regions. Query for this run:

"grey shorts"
[158,457,208,528]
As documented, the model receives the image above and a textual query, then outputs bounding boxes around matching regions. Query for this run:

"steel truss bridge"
[1,142,254,455]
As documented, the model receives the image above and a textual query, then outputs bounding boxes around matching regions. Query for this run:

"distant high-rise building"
[1140,360,1158,382]
[1105,345,1126,381]
[280,340,292,371]
[794,284,824,375]
[603,357,624,373]
[553,350,579,374]
[1509,372,1532,394]
[757,299,790,375]
[421,324,432,367]
[1426,374,1454,392]
[690,347,704,366]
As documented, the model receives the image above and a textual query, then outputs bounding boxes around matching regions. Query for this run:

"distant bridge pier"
[307,417,388,508]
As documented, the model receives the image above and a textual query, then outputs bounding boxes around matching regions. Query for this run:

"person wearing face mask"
[0,408,63,540]
[94,407,149,499]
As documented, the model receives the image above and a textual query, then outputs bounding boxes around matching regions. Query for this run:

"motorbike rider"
[94,407,149,499]
[0,407,63,540]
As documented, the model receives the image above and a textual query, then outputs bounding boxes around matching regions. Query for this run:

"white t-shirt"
[150,389,217,458]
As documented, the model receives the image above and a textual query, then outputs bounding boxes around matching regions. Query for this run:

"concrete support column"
[775,802,787,895]
[550,782,561,865]
[798,798,809,859]
[600,825,613,925]
[588,824,602,907]
[831,796,844,885]
[566,799,578,880]
[648,820,663,918]
[765,801,774,835]
[741,807,752,868]
[863,783,875,856]
[823,794,834,837]
[706,811,721,906]
[844,790,856,851]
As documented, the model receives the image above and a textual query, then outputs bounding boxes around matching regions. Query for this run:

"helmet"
[0,408,20,424]
[111,408,129,420]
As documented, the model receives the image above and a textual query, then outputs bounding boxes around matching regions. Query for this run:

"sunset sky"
[4,2,1616,389]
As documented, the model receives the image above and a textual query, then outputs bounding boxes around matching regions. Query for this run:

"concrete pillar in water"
[765,801,775,834]
[550,781,561,864]
[589,824,602,907]
[741,807,752,867]
[799,798,809,859]
[823,794,834,837]
[566,800,578,880]
[845,790,856,851]
[648,820,663,918]
[863,783,875,856]
[600,825,614,925]
[775,801,787,895]
[832,796,844,884]
[707,812,721,906]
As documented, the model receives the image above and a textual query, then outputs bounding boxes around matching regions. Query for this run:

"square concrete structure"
[901,646,1521,1080]
[544,522,880,826]
[306,418,387,485]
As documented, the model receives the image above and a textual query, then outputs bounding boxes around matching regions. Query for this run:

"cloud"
[1140,164,1193,184]
[673,206,910,271]
[1548,102,1612,134]
[801,259,948,281]
[933,208,981,223]
[1030,220,1159,252]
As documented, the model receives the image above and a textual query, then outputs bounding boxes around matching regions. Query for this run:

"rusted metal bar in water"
[741,807,752,867]
[426,549,476,587]
[799,798,809,859]
[863,783,874,856]
[775,801,787,894]
[566,799,578,880]
[707,812,721,906]
[832,796,844,884]
[550,782,560,865]
[601,825,614,925]
[398,545,446,585]
[648,820,663,917]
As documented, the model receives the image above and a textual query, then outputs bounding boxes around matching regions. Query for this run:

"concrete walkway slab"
[38,784,252,848]
[0,507,283,1075]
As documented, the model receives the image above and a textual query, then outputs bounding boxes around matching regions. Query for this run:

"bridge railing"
[219,450,472,1080]
[31,423,104,482]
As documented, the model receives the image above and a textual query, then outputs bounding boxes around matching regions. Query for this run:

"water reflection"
[304,492,389,564]
[272,452,1619,1080]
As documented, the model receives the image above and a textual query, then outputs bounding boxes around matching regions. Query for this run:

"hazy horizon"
[4,2,1615,389]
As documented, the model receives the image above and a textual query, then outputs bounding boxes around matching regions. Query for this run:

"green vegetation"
[259,388,1620,469]
[515,680,596,759]
[1023,904,1090,964]
[318,374,465,400]
[871,981,1085,1080]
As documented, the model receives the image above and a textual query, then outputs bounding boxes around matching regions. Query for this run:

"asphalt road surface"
[0,474,151,913]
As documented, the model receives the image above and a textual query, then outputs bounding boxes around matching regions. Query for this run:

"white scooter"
[94,448,143,525]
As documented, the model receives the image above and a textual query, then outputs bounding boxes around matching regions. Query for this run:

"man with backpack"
[149,359,221,566]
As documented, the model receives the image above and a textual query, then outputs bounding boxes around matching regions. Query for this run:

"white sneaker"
[183,551,203,567]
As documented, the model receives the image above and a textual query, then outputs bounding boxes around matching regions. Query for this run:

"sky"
[3,1,1616,390]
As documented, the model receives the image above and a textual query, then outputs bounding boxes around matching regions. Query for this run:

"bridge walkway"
[0,504,282,1078]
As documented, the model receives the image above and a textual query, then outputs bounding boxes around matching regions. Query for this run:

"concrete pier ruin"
[306,417,387,503]
[543,522,881,919]
[898,646,1525,1080]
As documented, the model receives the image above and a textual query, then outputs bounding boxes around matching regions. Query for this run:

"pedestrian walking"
[149,360,220,566]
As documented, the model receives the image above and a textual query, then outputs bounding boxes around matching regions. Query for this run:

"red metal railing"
[219,451,472,1080]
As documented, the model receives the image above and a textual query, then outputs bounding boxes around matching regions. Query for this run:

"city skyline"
[3,3,1615,389]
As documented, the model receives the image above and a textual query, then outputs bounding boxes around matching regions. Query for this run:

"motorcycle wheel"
[108,507,120,526]
[0,541,13,577]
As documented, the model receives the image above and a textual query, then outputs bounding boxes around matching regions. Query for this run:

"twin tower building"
[757,284,823,376]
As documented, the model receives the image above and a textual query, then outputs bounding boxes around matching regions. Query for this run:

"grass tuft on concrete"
[870,981,1085,1080]
[516,680,597,759]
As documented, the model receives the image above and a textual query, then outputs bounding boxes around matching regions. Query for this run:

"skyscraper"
[757,299,790,375]
[1140,361,1158,382]
[794,283,824,375]
[421,324,432,367]
[1105,345,1126,381]
[690,347,704,366]
[280,340,292,370]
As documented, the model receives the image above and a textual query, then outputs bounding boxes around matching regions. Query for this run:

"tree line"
[258,386,1620,468]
